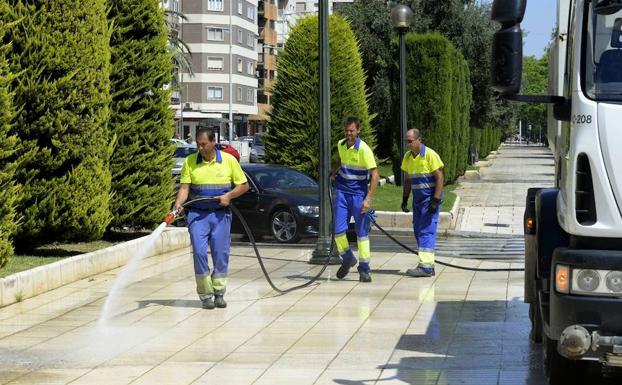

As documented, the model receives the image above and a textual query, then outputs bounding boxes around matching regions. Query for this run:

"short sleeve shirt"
[334,137,377,194]
[181,149,247,209]
[401,145,444,200]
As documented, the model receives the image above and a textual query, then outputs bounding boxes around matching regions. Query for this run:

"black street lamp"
[310,0,340,264]
[391,4,413,186]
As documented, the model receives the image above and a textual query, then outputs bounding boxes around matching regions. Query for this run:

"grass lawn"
[376,162,394,178]
[0,235,144,278]
[373,183,458,212]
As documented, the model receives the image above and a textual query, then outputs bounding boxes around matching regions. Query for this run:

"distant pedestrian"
[401,128,444,277]
[331,116,379,282]
[173,128,249,309]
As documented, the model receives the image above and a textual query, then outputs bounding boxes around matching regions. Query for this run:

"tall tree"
[336,0,393,159]
[520,55,548,141]
[266,15,374,179]
[108,0,175,229]
[0,0,19,266]
[4,0,112,247]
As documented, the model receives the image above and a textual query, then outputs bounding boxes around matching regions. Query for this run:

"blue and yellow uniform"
[401,145,444,268]
[333,137,377,274]
[180,149,247,300]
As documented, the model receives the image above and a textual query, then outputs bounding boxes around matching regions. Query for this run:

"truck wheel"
[543,333,586,385]
[529,302,542,343]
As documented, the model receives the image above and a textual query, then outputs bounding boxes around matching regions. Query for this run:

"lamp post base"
[309,241,341,265]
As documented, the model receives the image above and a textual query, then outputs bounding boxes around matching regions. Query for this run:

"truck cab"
[491,0,622,383]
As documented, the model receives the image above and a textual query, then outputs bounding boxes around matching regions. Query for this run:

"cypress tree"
[108,0,175,229]
[266,15,374,179]
[5,0,112,247]
[0,1,19,267]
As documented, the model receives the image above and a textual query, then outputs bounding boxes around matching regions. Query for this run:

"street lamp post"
[391,4,413,186]
[310,0,339,264]
[229,0,234,142]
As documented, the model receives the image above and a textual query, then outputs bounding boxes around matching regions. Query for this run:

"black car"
[231,164,319,243]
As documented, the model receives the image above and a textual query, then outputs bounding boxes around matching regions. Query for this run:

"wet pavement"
[0,144,618,384]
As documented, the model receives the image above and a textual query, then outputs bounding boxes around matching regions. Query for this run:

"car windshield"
[251,168,317,189]
[584,3,622,100]
[253,133,265,146]
[174,146,197,157]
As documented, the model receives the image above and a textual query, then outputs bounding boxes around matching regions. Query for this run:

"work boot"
[406,266,435,277]
[214,294,227,308]
[201,297,215,310]
[336,258,357,279]
[359,271,372,283]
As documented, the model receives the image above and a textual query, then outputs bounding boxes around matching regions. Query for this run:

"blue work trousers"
[187,209,231,299]
[412,195,440,267]
[333,189,371,272]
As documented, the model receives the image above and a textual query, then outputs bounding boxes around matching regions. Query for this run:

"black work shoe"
[406,266,435,277]
[201,297,215,309]
[336,259,357,279]
[214,295,227,308]
[359,271,372,283]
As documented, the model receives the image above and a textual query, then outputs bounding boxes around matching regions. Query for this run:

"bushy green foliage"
[521,55,548,141]
[393,33,471,183]
[0,3,18,267]
[335,0,393,159]
[4,0,112,247]
[108,0,175,228]
[266,15,374,179]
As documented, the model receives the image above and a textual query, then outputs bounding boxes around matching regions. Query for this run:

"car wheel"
[270,209,300,243]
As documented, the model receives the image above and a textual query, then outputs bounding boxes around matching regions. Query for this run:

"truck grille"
[575,153,597,225]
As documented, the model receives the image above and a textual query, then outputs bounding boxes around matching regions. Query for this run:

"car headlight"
[251,148,257,155]
[297,205,319,215]
[571,268,622,296]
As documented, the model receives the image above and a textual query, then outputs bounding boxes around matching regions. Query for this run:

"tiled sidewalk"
[0,243,539,385]
[456,145,555,235]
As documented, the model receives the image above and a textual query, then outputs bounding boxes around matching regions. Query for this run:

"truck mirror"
[492,25,523,95]
[594,1,622,15]
[491,0,526,95]
[491,0,526,24]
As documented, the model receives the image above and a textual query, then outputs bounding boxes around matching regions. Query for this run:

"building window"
[237,58,243,72]
[207,57,223,70]
[237,1,243,14]
[295,2,305,12]
[208,0,223,11]
[247,33,254,48]
[247,6,255,20]
[237,29,243,44]
[237,87,243,101]
[247,62,254,75]
[208,87,223,100]
[207,28,223,41]
[247,89,253,102]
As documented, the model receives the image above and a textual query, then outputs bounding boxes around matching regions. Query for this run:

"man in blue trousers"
[332,116,379,282]
[401,128,444,277]
[173,128,249,309]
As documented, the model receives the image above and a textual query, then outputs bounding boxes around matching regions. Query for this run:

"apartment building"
[175,0,258,141]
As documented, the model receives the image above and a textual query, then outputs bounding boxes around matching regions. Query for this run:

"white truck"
[491,0,622,384]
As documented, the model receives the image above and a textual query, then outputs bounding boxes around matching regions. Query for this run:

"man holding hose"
[173,128,249,309]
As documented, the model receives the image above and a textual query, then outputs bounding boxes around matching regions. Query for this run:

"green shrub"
[266,15,374,179]
[392,33,472,184]
[5,0,112,247]
[108,0,175,229]
[0,2,18,267]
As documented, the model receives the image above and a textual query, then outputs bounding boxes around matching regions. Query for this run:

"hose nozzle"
[163,210,179,225]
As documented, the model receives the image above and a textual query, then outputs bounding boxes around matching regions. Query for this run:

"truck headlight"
[576,269,600,292]
[571,268,622,296]
[297,205,319,215]
[605,271,622,293]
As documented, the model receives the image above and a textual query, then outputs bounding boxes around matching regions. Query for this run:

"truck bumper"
[550,248,622,364]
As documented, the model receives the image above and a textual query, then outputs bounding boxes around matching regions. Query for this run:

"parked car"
[231,164,319,243]
[249,132,265,163]
[172,143,241,177]
[171,138,186,146]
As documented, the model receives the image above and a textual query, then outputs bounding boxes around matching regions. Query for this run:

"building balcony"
[259,27,277,46]
[248,102,272,121]
[258,2,277,20]
[259,54,276,71]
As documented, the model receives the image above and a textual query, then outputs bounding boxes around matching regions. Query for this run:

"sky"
[520,0,558,57]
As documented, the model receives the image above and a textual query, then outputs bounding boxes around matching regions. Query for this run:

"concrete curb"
[0,227,190,308]
[371,195,461,235]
